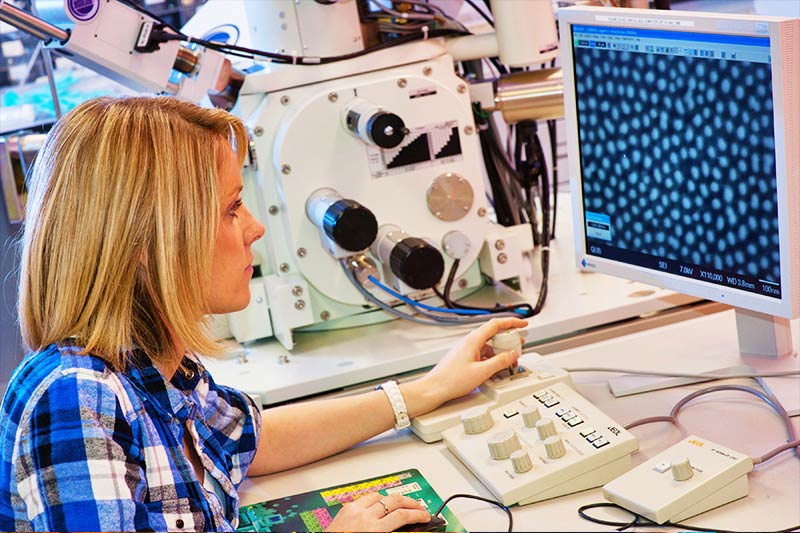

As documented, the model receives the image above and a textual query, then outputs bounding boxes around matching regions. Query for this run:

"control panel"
[603,435,753,524]
[411,352,572,442]
[441,381,638,505]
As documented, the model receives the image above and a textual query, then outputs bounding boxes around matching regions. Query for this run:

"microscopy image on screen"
[574,47,781,284]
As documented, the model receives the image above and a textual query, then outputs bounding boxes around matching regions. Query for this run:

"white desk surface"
[238,309,800,532]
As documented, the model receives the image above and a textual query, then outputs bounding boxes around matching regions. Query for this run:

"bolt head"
[477,207,487,217]
[464,125,474,135]
[294,300,306,310]
[280,95,290,105]
[297,247,307,258]
[279,263,289,273]
[328,92,338,102]
[457,84,467,94]
[320,311,331,321]
[423,66,432,76]
[495,239,506,250]
[458,279,468,289]
[268,205,279,215]
[291,285,303,297]
[281,164,291,175]
[397,78,407,88]
[497,253,508,264]
[253,126,264,137]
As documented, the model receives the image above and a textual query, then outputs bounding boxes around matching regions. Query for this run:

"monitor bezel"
[560,6,800,319]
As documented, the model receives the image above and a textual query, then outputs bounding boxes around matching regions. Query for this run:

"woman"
[0,96,527,532]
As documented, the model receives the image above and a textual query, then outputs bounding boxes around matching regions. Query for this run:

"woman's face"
[208,146,265,314]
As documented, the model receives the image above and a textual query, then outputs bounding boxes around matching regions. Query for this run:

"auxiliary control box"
[441,381,638,505]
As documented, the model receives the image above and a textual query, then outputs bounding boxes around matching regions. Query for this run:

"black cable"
[465,0,493,27]
[433,260,533,317]
[578,502,800,533]
[433,493,512,532]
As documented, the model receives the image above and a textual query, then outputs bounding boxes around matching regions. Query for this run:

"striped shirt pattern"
[0,342,262,531]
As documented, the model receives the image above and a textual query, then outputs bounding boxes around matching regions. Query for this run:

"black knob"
[389,237,445,290]
[368,112,406,149]
[322,200,378,252]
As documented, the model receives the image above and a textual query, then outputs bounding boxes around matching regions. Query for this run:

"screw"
[397,78,407,88]
[457,84,467,94]
[268,205,279,215]
[297,247,307,258]
[464,125,474,135]
[281,164,291,175]
[280,95,290,105]
[495,239,506,250]
[295,300,306,310]
[291,285,303,297]
[328,92,338,102]
[279,263,289,273]
[253,126,264,137]
[423,66,433,76]
[477,207,487,217]
[320,311,331,321]
[256,296,264,304]
[458,279,468,289]
[497,253,508,264]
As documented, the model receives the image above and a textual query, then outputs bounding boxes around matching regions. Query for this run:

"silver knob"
[487,429,522,460]
[520,405,541,428]
[671,457,694,481]
[535,418,557,440]
[544,435,566,459]
[511,449,533,473]
[461,406,494,435]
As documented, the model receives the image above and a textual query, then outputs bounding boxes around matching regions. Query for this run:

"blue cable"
[367,275,491,316]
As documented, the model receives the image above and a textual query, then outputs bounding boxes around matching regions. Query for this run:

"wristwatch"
[377,380,410,430]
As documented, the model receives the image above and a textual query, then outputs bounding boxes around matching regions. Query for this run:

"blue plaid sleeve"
[14,367,151,531]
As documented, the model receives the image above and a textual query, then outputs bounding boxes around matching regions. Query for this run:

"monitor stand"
[608,308,800,416]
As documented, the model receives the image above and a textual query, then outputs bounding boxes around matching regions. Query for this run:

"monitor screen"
[560,8,799,318]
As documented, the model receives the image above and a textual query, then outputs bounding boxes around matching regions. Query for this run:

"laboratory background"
[0,0,798,531]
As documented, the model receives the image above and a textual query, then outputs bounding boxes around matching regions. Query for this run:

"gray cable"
[625,384,800,462]
[561,366,800,380]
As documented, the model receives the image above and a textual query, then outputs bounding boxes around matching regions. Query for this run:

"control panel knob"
[461,406,494,435]
[544,435,566,459]
[491,329,522,354]
[671,457,694,481]
[520,405,541,428]
[535,418,557,440]
[510,449,533,474]
[487,429,522,460]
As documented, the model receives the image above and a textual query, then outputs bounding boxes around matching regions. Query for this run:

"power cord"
[433,493,513,532]
[578,502,800,532]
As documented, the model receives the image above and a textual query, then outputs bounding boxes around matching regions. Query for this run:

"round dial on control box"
[544,435,566,459]
[520,405,541,428]
[535,418,557,440]
[461,406,494,435]
[671,457,694,481]
[511,449,533,473]
[487,429,522,460]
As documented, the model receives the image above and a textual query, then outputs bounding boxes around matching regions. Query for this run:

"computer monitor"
[560,7,799,365]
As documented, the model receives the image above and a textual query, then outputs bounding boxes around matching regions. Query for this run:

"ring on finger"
[377,499,389,517]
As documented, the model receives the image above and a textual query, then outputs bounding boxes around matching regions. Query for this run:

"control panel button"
[511,449,534,473]
[535,418,557,440]
[567,417,584,427]
[487,429,522,460]
[671,457,694,481]
[461,406,494,435]
[520,405,541,428]
[544,435,567,459]
[579,427,596,438]
[592,436,609,448]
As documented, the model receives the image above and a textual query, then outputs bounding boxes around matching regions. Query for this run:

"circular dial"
[323,199,378,252]
[461,406,494,435]
[535,418,557,440]
[511,449,533,474]
[487,429,522,460]
[389,237,445,290]
[544,435,566,459]
[671,457,694,481]
[427,173,474,222]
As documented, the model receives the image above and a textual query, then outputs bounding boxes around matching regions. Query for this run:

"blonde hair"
[19,96,248,370]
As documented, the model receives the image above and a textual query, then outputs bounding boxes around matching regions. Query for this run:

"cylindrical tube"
[492,1,558,67]
[0,2,68,43]
[443,32,498,62]
[489,68,564,123]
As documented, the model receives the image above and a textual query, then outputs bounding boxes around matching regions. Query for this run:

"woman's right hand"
[326,492,431,532]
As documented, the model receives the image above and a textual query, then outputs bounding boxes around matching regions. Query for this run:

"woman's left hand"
[408,317,528,412]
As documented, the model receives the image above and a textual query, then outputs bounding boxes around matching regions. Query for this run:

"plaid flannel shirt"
[0,342,262,532]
